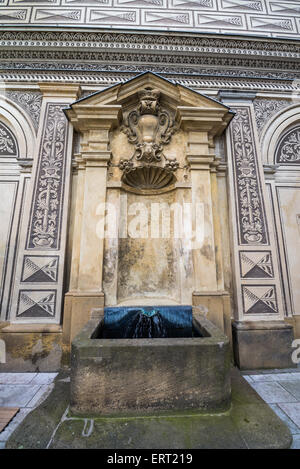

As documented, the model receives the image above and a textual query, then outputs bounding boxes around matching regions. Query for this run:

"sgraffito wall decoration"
[229,106,268,245]
[26,103,68,250]
[239,250,274,279]
[17,289,56,318]
[21,255,59,283]
[0,121,18,156]
[0,1,300,38]
[275,125,300,164]
[10,100,72,322]
[227,104,283,319]
[253,98,290,139]
[5,91,42,132]
[242,284,278,315]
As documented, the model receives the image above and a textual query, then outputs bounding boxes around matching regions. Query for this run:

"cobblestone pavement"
[0,369,299,449]
[0,373,57,449]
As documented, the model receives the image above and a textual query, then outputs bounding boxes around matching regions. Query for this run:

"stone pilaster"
[10,84,80,326]
[177,106,232,334]
[63,102,121,342]
[222,95,295,368]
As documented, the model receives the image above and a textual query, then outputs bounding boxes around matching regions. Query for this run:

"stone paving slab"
[269,404,300,435]
[247,374,277,382]
[279,380,300,401]
[30,374,58,385]
[244,369,300,449]
[0,373,37,385]
[244,365,300,375]
[250,382,297,404]
[5,368,292,450]
[291,434,300,449]
[0,385,41,407]
[0,373,59,448]
[278,403,300,429]
[246,373,300,382]
[26,385,54,408]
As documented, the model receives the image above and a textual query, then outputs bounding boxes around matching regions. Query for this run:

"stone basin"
[70,311,231,416]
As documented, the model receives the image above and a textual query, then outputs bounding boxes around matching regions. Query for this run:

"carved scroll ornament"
[119,87,179,189]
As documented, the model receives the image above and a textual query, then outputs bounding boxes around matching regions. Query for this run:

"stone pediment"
[66,71,234,137]
[65,71,234,192]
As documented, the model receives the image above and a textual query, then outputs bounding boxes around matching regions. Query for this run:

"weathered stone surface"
[6,367,292,449]
[5,369,70,450]
[0,331,63,372]
[232,321,296,370]
[70,315,231,416]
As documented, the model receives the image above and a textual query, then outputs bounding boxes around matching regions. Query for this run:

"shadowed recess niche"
[106,78,192,306]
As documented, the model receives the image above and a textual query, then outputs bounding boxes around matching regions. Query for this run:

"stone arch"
[261,103,300,166]
[0,95,36,160]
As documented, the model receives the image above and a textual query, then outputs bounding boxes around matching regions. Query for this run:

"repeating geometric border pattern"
[1,30,300,92]
[0,1,300,37]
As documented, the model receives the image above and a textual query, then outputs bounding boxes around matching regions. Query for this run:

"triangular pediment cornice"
[65,72,234,137]
[66,72,231,111]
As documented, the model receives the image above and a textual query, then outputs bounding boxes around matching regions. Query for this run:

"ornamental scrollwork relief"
[119,87,179,190]
[230,107,268,245]
[253,99,290,138]
[275,126,300,163]
[0,121,18,155]
[6,91,42,131]
[27,104,68,249]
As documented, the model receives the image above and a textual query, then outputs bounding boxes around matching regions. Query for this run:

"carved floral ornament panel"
[27,103,68,250]
[275,125,300,164]
[229,106,268,245]
[0,121,18,156]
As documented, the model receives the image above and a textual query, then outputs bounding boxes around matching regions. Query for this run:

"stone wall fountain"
[71,308,231,416]
[66,72,235,417]
[5,74,293,449]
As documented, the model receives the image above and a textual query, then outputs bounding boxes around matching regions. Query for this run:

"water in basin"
[96,305,202,339]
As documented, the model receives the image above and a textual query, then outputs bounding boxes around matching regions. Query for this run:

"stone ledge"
[0,324,62,334]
